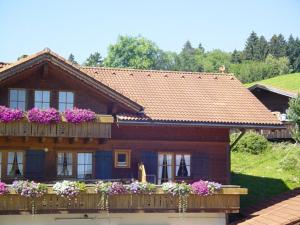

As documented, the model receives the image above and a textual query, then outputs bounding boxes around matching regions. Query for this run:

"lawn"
[246,73,300,93]
[231,143,300,209]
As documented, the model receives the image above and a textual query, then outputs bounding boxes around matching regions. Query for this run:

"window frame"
[114,149,131,168]
[34,89,51,109]
[6,150,25,178]
[58,91,75,112]
[76,152,93,180]
[8,88,27,110]
[56,151,74,178]
[157,152,192,184]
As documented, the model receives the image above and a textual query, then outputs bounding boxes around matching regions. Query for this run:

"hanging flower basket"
[63,108,96,123]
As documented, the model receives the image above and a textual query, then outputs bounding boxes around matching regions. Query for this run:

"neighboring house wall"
[250,88,291,114]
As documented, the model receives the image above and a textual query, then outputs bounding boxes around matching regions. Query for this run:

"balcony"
[0,185,247,214]
[0,115,113,139]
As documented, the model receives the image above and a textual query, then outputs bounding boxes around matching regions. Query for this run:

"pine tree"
[258,36,269,60]
[231,49,243,64]
[269,34,287,58]
[84,52,103,67]
[244,31,260,61]
[287,35,300,72]
[68,54,78,64]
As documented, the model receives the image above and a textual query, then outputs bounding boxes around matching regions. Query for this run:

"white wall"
[0,213,226,225]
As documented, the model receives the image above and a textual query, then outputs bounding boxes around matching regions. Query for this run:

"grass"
[246,73,300,93]
[231,142,300,209]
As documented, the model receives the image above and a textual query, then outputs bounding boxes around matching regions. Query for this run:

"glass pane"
[57,165,63,175]
[35,91,43,102]
[18,90,26,101]
[118,153,127,163]
[59,103,66,112]
[8,152,14,163]
[77,153,85,164]
[158,154,164,166]
[67,165,72,176]
[59,92,66,102]
[10,101,18,109]
[85,153,92,164]
[57,153,63,164]
[18,102,25,111]
[35,102,42,109]
[66,103,73,110]
[184,155,190,166]
[10,90,18,101]
[43,91,50,102]
[85,165,92,175]
[66,153,72,164]
[7,164,12,175]
[67,92,74,103]
[42,102,50,109]
[17,152,23,162]
[77,165,85,179]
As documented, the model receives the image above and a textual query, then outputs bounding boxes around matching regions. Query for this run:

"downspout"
[230,129,246,151]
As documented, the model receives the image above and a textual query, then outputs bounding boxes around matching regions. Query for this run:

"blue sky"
[0,0,299,63]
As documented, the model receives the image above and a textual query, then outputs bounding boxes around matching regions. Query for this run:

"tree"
[174,41,204,72]
[203,49,231,72]
[17,54,28,60]
[269,34,287,58]
[258,35,269,60]
[104,35,161,69]
[244,31,260,61]
[84,52,103,67]
[287,35,300,72]
[68,54,78,64]
[288,95,300,143]
[231,49,243,64]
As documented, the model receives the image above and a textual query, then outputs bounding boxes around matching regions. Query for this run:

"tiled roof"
[249,84,297,98]
[82,67,281,126]
[0,49,281,127]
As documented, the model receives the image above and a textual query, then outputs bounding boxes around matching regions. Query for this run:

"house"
[0,49,281,225]
[249,84,296,140]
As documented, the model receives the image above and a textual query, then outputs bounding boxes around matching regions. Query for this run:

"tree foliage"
[288,95,300,143]
[84,52,103,67]
[68,53,78,65]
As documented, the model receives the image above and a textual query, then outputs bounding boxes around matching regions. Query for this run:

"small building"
[249,84,296,140]
[0,49,281,225]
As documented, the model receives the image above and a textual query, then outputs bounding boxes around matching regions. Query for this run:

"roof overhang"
[116,119,284,130]
[0,50,143,112]
[249,84,297,98]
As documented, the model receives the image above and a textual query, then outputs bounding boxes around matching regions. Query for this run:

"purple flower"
[0,182,8,195]
[12,180,47,198]
[0,106,24,123]
[108,182,126,195]
[27,108,61,124]
[64,108,95,124]
[191,180,222,196]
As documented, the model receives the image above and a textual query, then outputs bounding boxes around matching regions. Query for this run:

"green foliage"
[84,52,103,67]
[269,34,287,58]
[288,94,300,142]
[287,35,300,72]
[231,142,300,208]
[244,31,261,61]
[104,35,161,69]
[231,49,243,64]
[202,49,231,72]
[231,132,269,154]
[68,53,78,65]
[229,55,289,83]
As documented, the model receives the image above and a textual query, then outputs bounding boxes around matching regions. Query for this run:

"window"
[34,90,50,109]
[7,151,24,177]
[175,154,191,178]
[9,89,26,110]
[114,150,131,168]
[158,153,173,184]
[57,152,73,176]
[58,91,74,112]
[77,153,93,179]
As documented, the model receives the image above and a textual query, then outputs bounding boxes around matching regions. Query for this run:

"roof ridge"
[81,66,234,76]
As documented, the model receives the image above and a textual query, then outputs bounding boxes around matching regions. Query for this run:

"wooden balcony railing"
[0,186,247,214]
[261,121,294,140]
[0,115,113,139]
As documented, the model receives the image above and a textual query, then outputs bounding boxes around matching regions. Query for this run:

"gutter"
[116,120,284,130]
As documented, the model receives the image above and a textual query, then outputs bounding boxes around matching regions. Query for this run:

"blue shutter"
[95,151,113,179]
[25,150,45,180]
[192,152,210,180]
[141,151,158,183]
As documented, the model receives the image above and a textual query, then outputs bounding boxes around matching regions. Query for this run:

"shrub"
[232,132,269,154]
[279,148,300,171]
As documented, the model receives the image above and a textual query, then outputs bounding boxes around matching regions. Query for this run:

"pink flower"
[64,108,95,123]
[27,108,61,124]
[0,106,24,123]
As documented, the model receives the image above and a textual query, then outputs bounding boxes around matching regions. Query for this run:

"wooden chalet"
[0,49,281,225]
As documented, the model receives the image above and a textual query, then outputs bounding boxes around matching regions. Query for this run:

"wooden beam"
[39,137,46,143]
[23,136,29,142]
[41,63,49,80]
[230,129,246,150]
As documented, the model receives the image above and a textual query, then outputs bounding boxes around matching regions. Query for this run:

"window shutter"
[95,151,112,179]
[141,151,158,183]
[191,152,210,180]
[25,150,45,180]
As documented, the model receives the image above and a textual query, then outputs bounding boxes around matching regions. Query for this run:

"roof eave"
[249,84,297,98]
[116,119,284,130]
